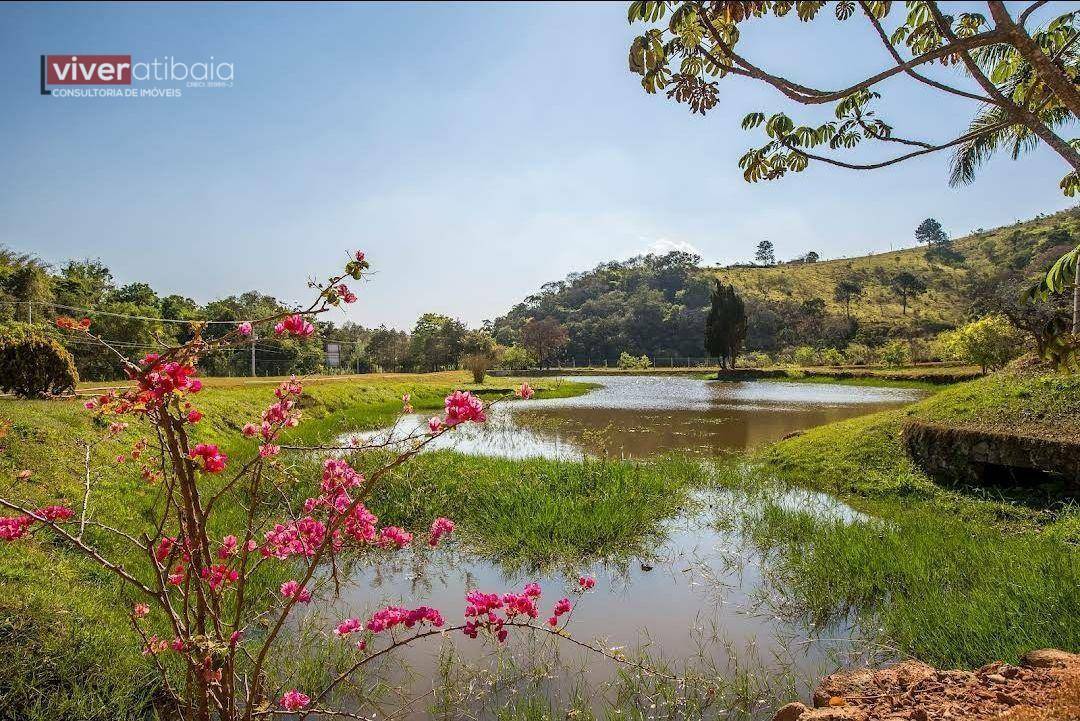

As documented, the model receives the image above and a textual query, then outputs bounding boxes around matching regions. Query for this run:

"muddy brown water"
[315,377,925,718]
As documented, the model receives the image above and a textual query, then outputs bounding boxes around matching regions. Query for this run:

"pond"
[352,375,924,459]
[316,377,924,718]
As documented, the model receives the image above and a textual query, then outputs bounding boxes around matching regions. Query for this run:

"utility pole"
[250,338,256,377]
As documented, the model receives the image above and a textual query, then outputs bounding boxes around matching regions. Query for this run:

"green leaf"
[741,112,766,130]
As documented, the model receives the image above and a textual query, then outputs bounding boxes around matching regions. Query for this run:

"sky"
[0,1,1075,330]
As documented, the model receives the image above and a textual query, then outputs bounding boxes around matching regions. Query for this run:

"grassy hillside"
[712,206,1080,333]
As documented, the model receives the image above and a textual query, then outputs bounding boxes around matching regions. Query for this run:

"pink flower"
[36,505,73,522]
[355,251,365,263]
[218,535,238,559]
[200,563,239,591]
[242,423,257,437]
[428,517,454,547]
[259,444,280,458]
[428,416,443,433]
[0,515,33,541]
[336,284,358,304]
[154,536,175,563]
[516,382,535,400]
[280,580,312,604]
[378,526,413,548]
[133,603,150,618]
[334,617,362,637]
[279,690,310,712]
[402,393,413,413]
[228,631,242,646]
[365,605,443,634]
[443,391,485,427]
[274,314,314,338]
[186,410,203,424]
[237,321,252,336]
[83,400,96,410]
[578,575,596,590]
[189,444,227,474]
[171,637,186,652]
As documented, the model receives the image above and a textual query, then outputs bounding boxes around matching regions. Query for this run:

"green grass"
[731,364,1080,667]
[363,452,707,571]
[0,372,593,721]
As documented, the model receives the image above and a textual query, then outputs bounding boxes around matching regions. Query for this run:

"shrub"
[844,343,873,365]
[738,351,773,368]
[820,348,845,366]
[936,315,1023,373]
[463,353,490,383]
[792,346,818,367]
[878,340,913,367]
[617,352,652,370]
[0,322,78,398]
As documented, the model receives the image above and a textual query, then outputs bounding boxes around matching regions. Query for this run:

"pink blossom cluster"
[237,321,252,336]
[547,597,573,627]
[428,517,454,547]
[279,690,310,711]
[0,504,74,542]
[280,580,312,604]
[578,575,596,590]
[262,517,327,560]
[366,605,444,633]
[133,353,203,407]
[443,390,486,427]
[189,443,228,474]
[274,314,314,338]
[244,377,304,455]
[516,382,535,400]
[463,583,544,642]
[377,526,413,548]
[200,563,239,591]
[333,283,357,304]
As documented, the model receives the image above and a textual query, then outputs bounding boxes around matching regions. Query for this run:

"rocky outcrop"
[902,420,1080,489]
[771,650,1080,721]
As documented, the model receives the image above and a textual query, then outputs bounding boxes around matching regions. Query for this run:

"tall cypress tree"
[704,279,746,370]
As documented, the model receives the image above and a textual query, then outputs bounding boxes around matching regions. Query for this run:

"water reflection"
[311,488,886,720]
[352,376,923,458]
[314,377,919,718]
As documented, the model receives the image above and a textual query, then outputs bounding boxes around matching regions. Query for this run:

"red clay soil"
[771,649,1080,721]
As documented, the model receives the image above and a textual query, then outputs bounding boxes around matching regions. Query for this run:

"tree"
[937,314,1023,372]
[409,313,466,372]
[461,330,498,383]
[520,317,569,369]
[915,218,949,248]
[365,326,410,372]
[833,278,864,321]
[754,240,776,266]
[629,2,1080,191]
[804,251,820,263]
[704,279,746,369]
[889,271,928,315]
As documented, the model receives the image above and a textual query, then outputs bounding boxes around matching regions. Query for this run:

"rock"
[1022,649,1080,669]
[985,673,1008,684]
[771,702,809,721]
[801,707,867,721]
[996,690,1022,706]
[895,661,936,689]
[1000,664,1020,678]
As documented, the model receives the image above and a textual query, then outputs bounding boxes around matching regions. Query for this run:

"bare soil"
[771,649,1080,721]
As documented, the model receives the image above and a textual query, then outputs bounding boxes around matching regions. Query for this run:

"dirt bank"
[772,649,1080,720]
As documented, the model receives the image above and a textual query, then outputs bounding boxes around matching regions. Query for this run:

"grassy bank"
[0,372,595,720]
[733,364,1080,668]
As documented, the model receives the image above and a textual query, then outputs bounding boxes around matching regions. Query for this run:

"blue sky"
[1,1,1074,329]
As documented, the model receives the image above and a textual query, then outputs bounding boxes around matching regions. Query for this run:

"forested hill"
[489,206,1080,360]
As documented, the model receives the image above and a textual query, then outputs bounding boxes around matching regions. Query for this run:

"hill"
[491,207,1080,361]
